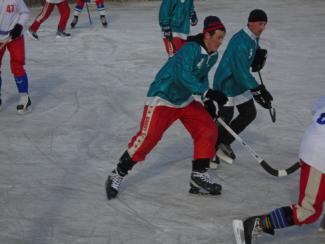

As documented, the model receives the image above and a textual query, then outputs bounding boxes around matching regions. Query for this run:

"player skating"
[70,0,108,28]
[0,0,31,114]
[105,16,227,200]
[233,96,325,244]
[27,0,71,40]
[159,0,198,57]
[210,9,272,168]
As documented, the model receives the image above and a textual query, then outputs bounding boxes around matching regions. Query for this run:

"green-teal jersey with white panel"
[147,34,218,107]
[159,0,194,38]
[213,27,259,97]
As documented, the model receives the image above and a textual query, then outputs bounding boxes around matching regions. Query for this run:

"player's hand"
[9,24,23,39]
[251,84,273,109]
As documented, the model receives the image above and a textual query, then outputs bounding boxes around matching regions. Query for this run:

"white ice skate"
[17,94,31,115]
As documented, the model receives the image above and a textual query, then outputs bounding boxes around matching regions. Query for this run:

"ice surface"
[0,0,325,243]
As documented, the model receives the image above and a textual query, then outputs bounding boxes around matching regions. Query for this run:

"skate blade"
[217,148,234,164]
[232,219,245,244]
[188,187,221,196]
[17,107,32,115]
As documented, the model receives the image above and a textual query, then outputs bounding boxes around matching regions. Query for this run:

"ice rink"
[0,0,325,243]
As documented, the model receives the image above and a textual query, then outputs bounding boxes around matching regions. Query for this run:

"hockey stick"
[0,37,11,50]
[216,117,300,177]
[167,38,176,58]
[258,71,276,122]
[85,2,92,25]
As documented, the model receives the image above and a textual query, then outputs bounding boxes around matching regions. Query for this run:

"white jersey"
[0,0,29,41]
[46,0,65,3]
[299,96,325,173]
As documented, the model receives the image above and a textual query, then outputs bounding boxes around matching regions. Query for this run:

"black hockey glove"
[161,25,173,41]
[251,84,273,109]
[204,100,216,118]
[9,24,23,39]
[204,89,228,106]
[190,10,198,26]
[251,48,267,72]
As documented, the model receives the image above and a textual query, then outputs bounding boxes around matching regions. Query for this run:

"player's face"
[248,21,267,37]
[205,30,226,53]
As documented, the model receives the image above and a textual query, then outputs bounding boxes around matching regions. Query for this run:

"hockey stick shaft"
[0,37,11,50]
[216,117,300,177]
[258,71,276,122]
[85,2,92,25]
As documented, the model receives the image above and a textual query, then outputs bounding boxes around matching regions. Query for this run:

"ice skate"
[70,16,78,28]
[105,169,124,200]
[233,216,274,244]
[56,29,71,39]
[189,170,222,195]
[27,28,39,41]
[16,94,31,115]
[100,15,108,27]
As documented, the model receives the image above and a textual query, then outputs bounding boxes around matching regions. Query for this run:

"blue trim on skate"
[14,74,28,93]
[270,208,289,229]
[96,3,105,9]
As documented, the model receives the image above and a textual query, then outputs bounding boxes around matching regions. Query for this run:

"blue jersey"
[147,34,218,106]
[213,27,259,96]
[159,0,194,36]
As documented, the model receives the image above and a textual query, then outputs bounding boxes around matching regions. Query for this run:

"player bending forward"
[233,96,325,244]
[105,16,227,199]
[0,0,31,114]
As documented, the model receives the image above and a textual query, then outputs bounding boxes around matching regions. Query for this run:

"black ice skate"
[105,169,124,200]
[16,94,31,115]
[56,29,71,39]
[100,15,108,27]
[70,16,78,28]
[189,171,222,195]
[27,28,39,41]
[233,216,274,244]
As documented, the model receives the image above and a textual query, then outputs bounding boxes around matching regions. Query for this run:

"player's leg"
[56,0,71,38]
[180,101,221,195]
[7,36,31,114]
[105,105,180,199]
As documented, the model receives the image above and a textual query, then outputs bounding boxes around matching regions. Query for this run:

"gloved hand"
[204,100,216,118]
[251,84,273,109]
[161,25,172,41]
[190,10,198,26]
[204,89,228,106]
[251,48,267,72]
[9,24,23,39]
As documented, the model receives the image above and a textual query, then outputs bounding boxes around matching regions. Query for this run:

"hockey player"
[159,0,198,57]
[0,0,31,114]
[210,9,272,166]
[232,96,325,244]
[27,0,71,40]
[105,16,228,200]
[70,0,108,28]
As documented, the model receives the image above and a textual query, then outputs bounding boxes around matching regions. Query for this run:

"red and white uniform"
[0,0,29,77]
[0,0,29,41]
[29,0,70,32]
[293,96,325,225]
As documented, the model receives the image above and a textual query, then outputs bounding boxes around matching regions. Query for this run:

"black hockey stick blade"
[260,160,300,177]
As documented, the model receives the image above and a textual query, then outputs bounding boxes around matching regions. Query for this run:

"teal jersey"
[159,0,194,35]
[213,27,259,96]
[147,35,218,106]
